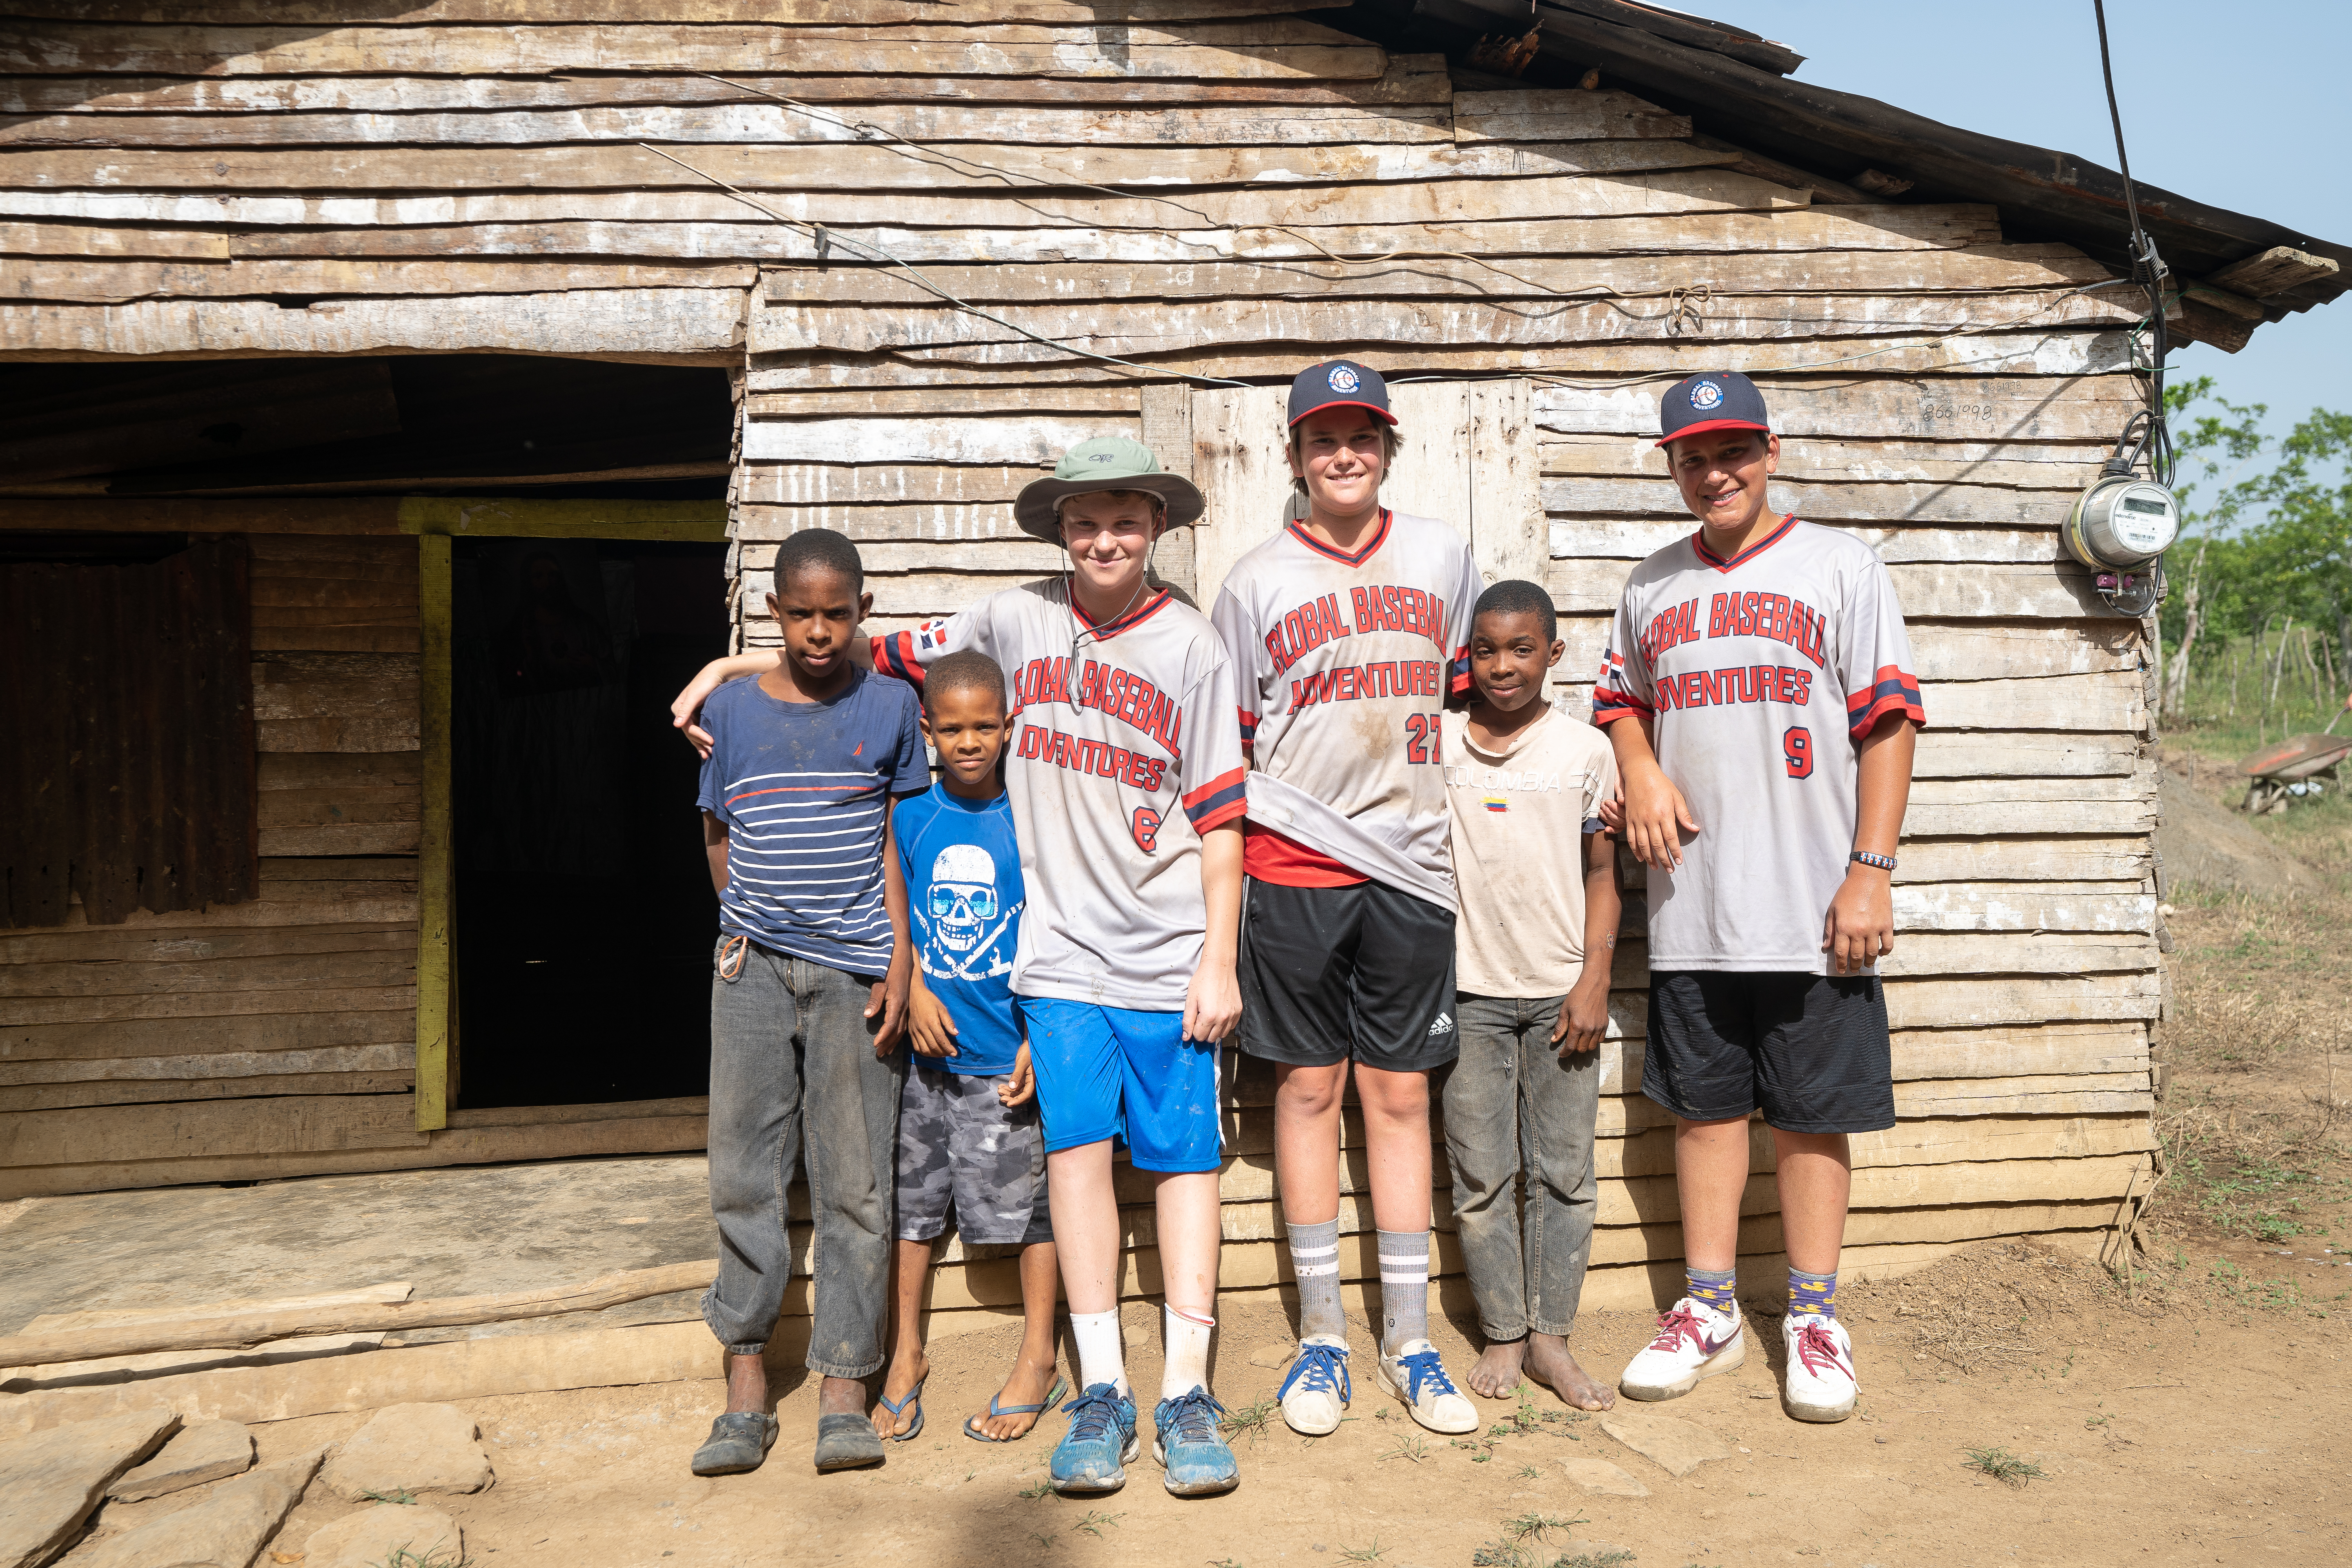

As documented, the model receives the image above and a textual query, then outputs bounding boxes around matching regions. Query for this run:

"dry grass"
[1853,1239,2142,1372]
[2152,888,2351,1250]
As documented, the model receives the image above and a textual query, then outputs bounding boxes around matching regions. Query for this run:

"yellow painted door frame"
[405,497,730,1131]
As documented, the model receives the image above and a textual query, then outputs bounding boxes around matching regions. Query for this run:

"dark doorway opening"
[450,537,727,1109]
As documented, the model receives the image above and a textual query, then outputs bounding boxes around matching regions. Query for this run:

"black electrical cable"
[2092,0,2174,487]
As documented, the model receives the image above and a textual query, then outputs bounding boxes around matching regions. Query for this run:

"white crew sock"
[1162,1304,1214,1401]
[1070,1308,1129,1398]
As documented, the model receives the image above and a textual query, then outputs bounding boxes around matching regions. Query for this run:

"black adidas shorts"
[1642,971,1896,1135]
[1237,878,1459,1073]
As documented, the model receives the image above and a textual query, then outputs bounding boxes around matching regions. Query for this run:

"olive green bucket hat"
[1013,436,1205,543]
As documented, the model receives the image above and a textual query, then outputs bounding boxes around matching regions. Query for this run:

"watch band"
[1849,850,1897,872]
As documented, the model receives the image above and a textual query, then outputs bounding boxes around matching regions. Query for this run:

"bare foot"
[1467,1337,1530,1399]
[967,1352,1062,1441]
[871,1353,927,1439]
[724,1352,768,1415]
[1523,1332,1615,1411]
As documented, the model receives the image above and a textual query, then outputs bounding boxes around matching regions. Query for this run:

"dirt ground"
[209,1235,2347,1568]
[72,740,2352,1568]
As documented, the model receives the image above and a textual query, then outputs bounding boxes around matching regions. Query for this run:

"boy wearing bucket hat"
[1592,372,1923,1425]
[1206,361,1486,1438]
[672,437,1249,1497]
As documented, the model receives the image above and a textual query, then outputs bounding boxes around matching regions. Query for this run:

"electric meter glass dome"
[2065,476,2179,570]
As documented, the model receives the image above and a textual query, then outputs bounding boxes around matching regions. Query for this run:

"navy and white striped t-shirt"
[696,666,929,978]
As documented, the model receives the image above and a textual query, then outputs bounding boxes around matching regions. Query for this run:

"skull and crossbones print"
[918,842,1020,981]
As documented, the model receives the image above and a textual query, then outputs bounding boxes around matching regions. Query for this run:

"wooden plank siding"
[0,10,2159,1307]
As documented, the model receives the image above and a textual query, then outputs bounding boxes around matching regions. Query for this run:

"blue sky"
[1720,1,2347,443]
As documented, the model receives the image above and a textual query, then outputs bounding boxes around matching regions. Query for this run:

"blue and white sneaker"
[1377,1340,1478,1434]
[1152,1385,1240,1497]
[1049,1382,1139,1495]
[1277,1335,1352,1436]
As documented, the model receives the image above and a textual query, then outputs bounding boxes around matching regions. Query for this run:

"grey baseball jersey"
[1209,508,1480,909]
[1592,517,1925,974]
[875,579,1247,1011]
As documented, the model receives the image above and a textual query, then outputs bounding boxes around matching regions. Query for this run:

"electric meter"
[2063,473,2179,570]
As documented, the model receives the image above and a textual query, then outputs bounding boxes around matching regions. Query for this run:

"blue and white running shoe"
[1277,1335,1352,1436]
[1377,1340,1478,1434]
[1049,1382,1139,1495]
[1152,1385,1239,1497]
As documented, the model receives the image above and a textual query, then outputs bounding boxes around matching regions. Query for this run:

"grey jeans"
[704,940,903,1378]
[1440,993,1601,1340]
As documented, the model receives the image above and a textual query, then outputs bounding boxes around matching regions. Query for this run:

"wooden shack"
[4,1,2347,1327]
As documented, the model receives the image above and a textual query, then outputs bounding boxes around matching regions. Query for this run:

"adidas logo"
[1426,1013,1454,1037]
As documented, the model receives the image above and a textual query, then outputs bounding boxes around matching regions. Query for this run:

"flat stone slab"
[0,1408,180,1568]
[319,1405,491,1503]
[1597,1410,1734,1477]
[1247,1341,1296,1370]
[1557,1455,1651,1497]
[302,1504,463,1568]
[70,1448,323,1568]
[107,1422,254,1504]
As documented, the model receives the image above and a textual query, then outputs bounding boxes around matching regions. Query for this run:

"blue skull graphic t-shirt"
[893,781,1025,1075]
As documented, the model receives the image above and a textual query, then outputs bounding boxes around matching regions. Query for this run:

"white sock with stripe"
[1286,1217,1347,1343]
[1377,1229,1431,1358]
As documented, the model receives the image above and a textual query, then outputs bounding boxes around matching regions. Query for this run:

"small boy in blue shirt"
[872,650,1065,1446]
[690,529,929,1479]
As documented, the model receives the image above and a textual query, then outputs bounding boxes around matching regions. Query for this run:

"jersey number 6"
[1131,806,1161,853]
[1782,725,1813,779]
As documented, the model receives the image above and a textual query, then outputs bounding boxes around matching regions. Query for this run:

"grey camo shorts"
[895,1062,1053,1247]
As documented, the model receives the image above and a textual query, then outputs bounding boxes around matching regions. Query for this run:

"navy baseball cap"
[1657,372,1771,447]
[1288,359,1396,427]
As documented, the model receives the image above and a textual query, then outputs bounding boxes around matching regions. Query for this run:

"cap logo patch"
[1327,365,1361,394]
[1689,380,1724,410]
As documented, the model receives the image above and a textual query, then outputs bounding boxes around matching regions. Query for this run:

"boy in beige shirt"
[1439,579,1622,1410]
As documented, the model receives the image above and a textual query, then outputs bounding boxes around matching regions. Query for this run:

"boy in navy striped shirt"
[690,529,930,1479]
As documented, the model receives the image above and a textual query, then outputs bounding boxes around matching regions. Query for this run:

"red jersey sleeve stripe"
[1189,796,1249,833]
[1847,691,1926,739]
[1236,708,1259,740]
[871,631,924,684]
[1448,645,1472,697]
[1842,667,1921,715]
[1591,685,1653,723]
[1181,765,1247,813]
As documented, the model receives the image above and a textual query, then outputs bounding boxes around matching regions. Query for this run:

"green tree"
[2157,381,2351,720]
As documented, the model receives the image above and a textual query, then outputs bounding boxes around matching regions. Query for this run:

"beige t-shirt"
[1442,704,1619,999]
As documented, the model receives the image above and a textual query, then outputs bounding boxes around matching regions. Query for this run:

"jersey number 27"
[1404,712,1442,764]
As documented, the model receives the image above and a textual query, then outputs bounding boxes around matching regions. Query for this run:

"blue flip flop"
[877,1377,926,1442]
[963,1373,1070,1443]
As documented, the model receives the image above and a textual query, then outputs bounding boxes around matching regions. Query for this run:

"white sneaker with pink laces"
[1781,1312,1857,1422]
[1618,1297,1746,1402]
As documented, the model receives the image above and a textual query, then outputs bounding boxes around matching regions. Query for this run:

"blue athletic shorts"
[1022,998,1224,1173]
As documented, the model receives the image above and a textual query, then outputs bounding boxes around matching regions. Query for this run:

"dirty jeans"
[1440,993,1601,1341]
[704,940,903,1379]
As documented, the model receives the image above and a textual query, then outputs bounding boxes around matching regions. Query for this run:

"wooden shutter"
[0,537,258,927]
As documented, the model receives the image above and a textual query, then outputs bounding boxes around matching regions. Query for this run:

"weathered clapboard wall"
[0,2,2160,1314]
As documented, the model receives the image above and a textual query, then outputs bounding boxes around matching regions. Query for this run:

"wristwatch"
[1849,850,1897,872]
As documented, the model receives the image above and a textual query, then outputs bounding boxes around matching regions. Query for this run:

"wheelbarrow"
[2238,724,2352,814]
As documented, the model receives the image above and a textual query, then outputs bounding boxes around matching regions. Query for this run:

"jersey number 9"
[1782,726,1813,779]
